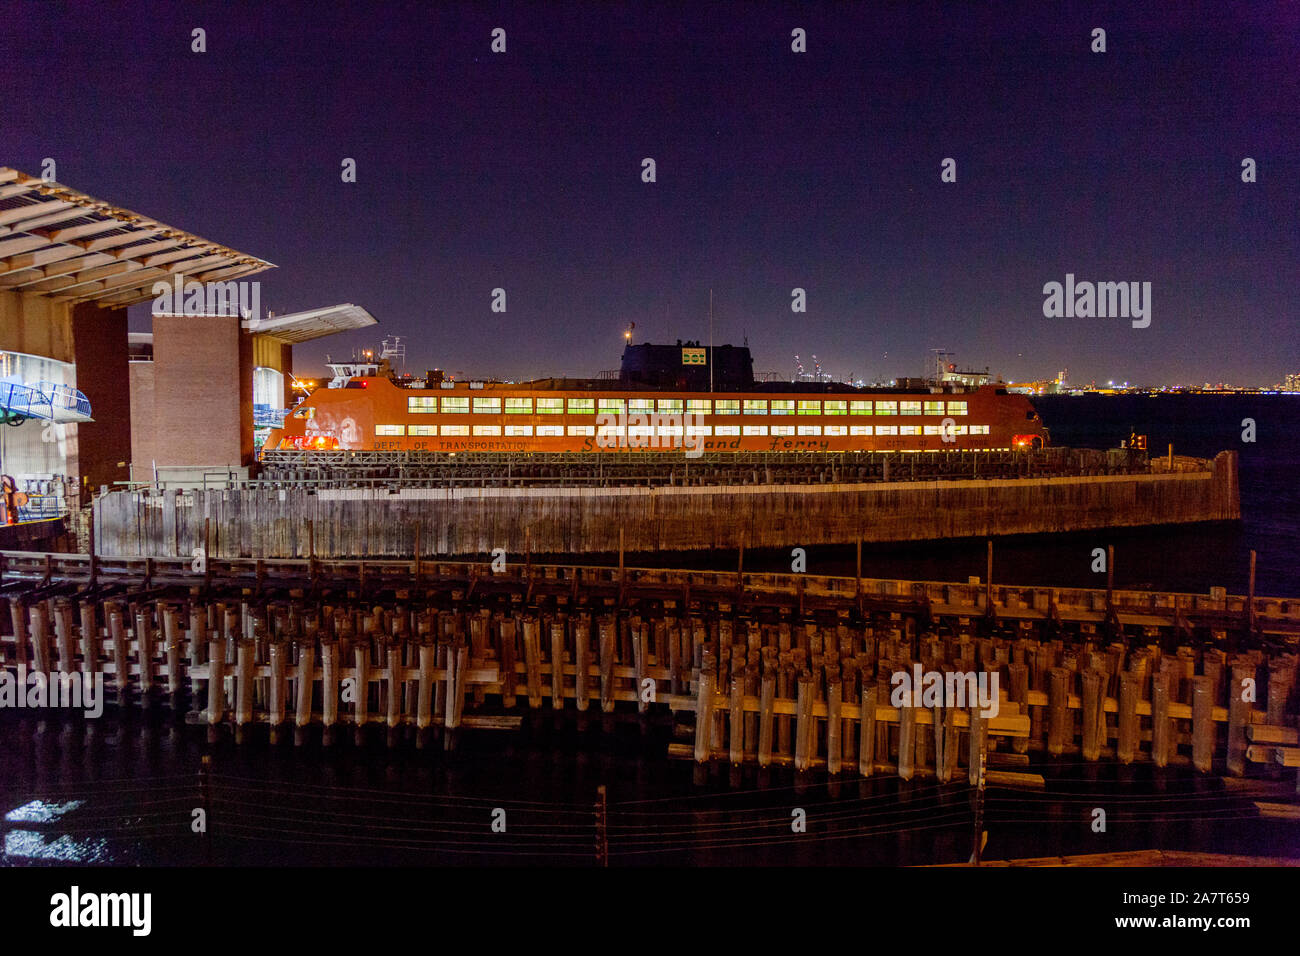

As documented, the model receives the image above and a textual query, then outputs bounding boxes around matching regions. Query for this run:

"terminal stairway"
[0,380,93,425]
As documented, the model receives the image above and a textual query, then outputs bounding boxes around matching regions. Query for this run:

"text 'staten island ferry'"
[264,342,1049,456]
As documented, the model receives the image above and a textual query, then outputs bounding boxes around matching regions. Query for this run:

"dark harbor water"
[4,709,1298,866]
[2,394,1297,867]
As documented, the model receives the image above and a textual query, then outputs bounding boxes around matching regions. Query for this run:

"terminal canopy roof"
[242,304,377,343]
[0,167,273,308]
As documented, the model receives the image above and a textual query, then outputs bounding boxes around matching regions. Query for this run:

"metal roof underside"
[241,304,378,344]
[0,167,274,308]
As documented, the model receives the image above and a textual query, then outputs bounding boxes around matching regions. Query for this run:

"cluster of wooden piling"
[2,566,1297,786]
[684,624,1300,782]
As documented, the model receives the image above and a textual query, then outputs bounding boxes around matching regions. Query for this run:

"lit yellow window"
[505,424,533,436]
[849,425,872,436]
[628,398,654,414]
[797,401,821,416]
[770,424,794,436]
[713,400,740,415]
[900,401,922,416]
[770,400,794,416]
[408,425,436,436]
[598,398,625,414]
[743,425,767,436]
[473,397,501,414]
[441,424,469,436]
[567,398,595,414]
[473,425,501,436]
[849,401,872,415]
[923,401,945,415]
[408,396,437,413]
[797,424,821,435]
[656,399,683,414]
[440,396,469,414]
[947,401,968,416]
[875,401,897,416]
[686,399,711,414]
[536,424,564,436]
[505,397,533,414]
[536,398,565,414]
[375,424,404,436]
[823,401,846,416]
[567,425,595,436]
[824,424,847,436]
[743,400,768,415]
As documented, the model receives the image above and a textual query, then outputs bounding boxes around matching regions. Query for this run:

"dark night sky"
[3,1,1297,386]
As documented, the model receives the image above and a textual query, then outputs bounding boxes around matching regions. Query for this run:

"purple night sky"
[2,1,1296,386]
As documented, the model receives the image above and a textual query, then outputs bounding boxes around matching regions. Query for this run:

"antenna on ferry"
[708,289,714,394]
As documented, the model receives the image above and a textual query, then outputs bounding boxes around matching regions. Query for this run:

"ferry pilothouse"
[263,342,1049,456]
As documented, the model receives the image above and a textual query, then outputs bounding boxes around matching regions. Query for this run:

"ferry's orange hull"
[265,378,1049,455]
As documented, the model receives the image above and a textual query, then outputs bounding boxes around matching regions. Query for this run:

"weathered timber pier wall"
[0,553,1296,781]
[93,451,1240,558]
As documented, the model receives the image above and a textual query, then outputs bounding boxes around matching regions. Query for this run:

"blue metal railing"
[253,403,290,428]
[0,380,92,423]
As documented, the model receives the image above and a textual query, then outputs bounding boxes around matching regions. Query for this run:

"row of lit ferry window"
[375,423,993,437]
[404,397,969,416]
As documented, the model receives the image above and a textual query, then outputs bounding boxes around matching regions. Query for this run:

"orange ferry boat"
[265,342,1049,456]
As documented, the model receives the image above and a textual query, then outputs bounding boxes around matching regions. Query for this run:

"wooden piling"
[1152,667,1171,768]
[550,621,566,709]
[53,600,75,672]
[1118,670,1138,764]
[417,641,436,730]
[79,600,99,681]
[1081,669,1103,761]
[295,640,316,734]
[135,608,154,695]
[268,638,288,735]
[757,668,775,768]
[859,683,877,776]
[598,617,616,713]
[1191,675,1213,773]
[108,604,129,698]
[353,640,370,730]
[967,707,986,785]
[827,676,842,775]
[206,637,224,727]
[729,668,745,764]
[694,653,715,764]
[235,639,254,741]
[632,622,649,714]
[523,618,542,708]
[320,639,339,735]
[795,670,815,772]
[28,602,51,676]
[898,702,916,780]
[1227,661,1252,777]
[386,639,403,732]
[1047,667,1069,756]
[162,605,182,697]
